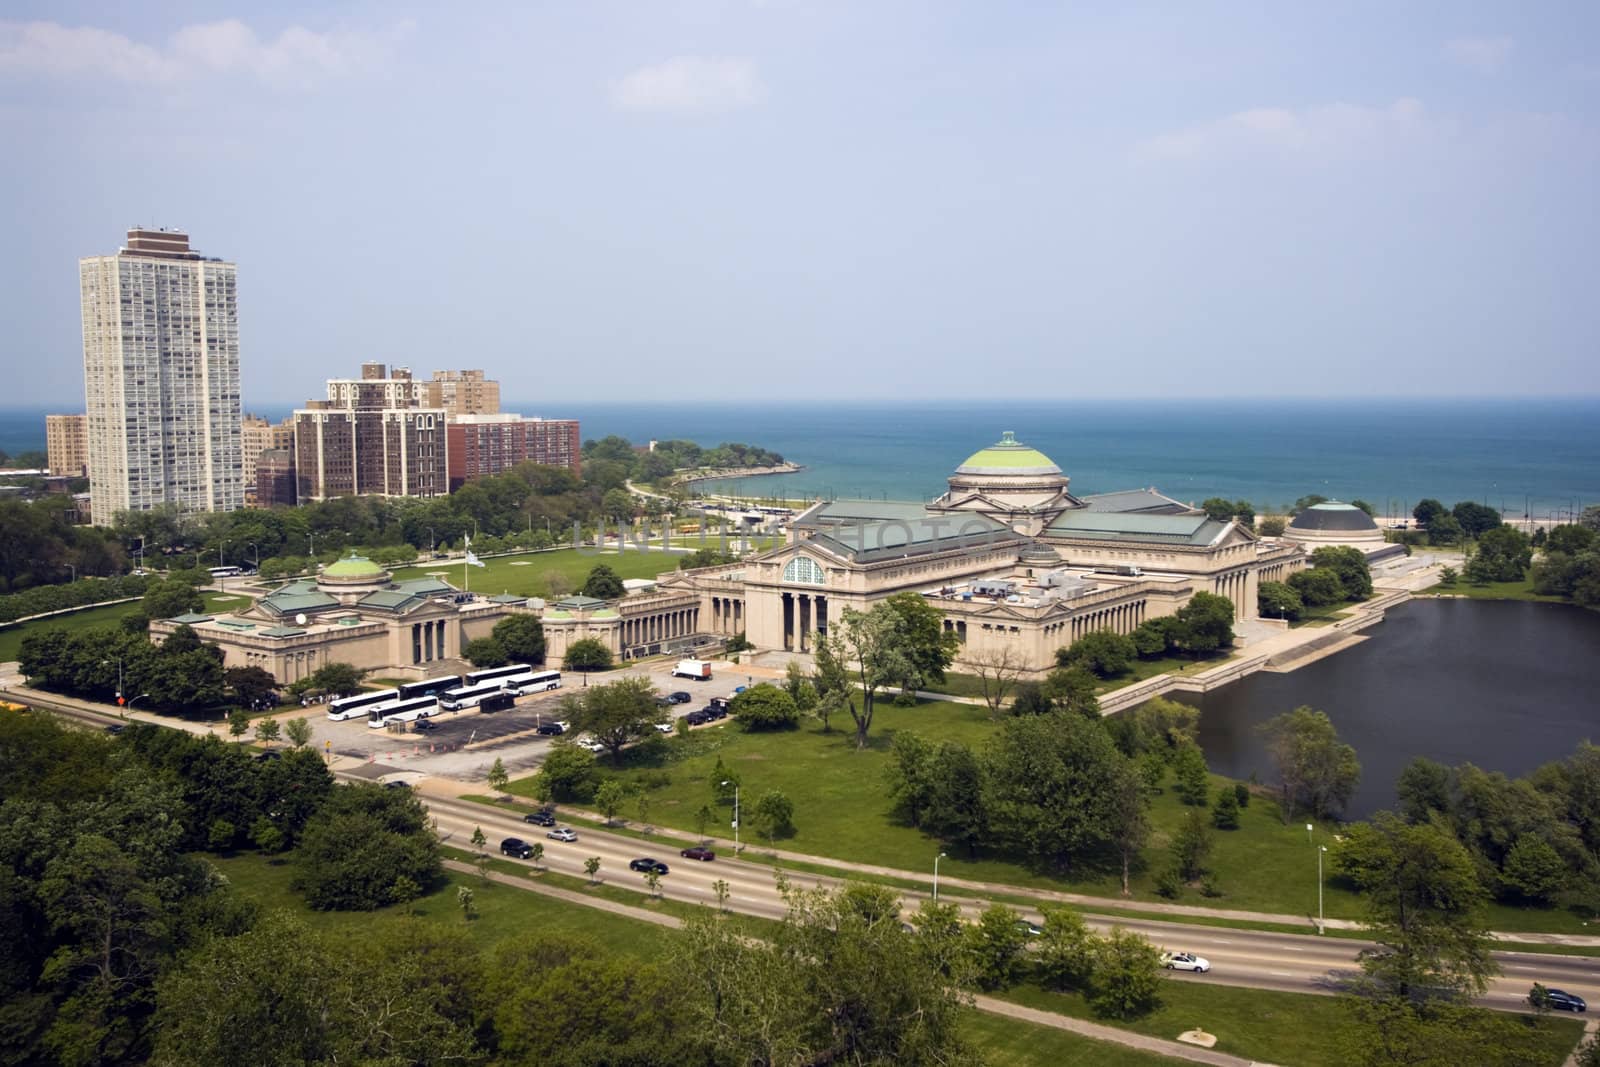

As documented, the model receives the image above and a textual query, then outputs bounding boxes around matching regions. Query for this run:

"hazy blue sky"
[4,2,1597,409]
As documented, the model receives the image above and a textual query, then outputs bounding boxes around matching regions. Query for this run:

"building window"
[782,556,826,585]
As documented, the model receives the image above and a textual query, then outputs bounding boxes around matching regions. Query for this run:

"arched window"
[782,556,825,585]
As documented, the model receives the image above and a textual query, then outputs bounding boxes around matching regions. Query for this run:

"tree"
[643,867,663,897]
[294,783,442,911]
[1500,834,1567,904]
[1035,905,1098,991]
[884,731,935,827]
[965,645,1025,717]
[1202,498,1255,524]
[490,612,546,664]
[1311,545,1374,601]
[142,577,203,621]
[1089,927,1162,1019]
[224,665,278,708]
[1259,706,1361,821]
[824,607,913,749]
[1413,499,1447,528]
[966,903,1028,990]
[1258,515,1288,537]
[457,885,476,921]
[528,841,544,869]
[1171,741,1209,806]
[1171,808,1213,881]
[583,856,601,884]
[563,675,662,762]
[882,592,960,692]
[1426,512,1464,546]
[284,716,314,749]
[982,711,1135,872]
[463,636,508,667]
[1466,525,1532,583]
[253,717,282,749]
[1334,812,1496,997]
[924,740,988,858]
[1115,696,1199,760]
[1351,499,1376,516]
[694,804,714,840]
[538,745,599,802]
[1107,762,1151,896]
[1174,591,1234,653]
[594,779,629,824]
[1040,665,1100,720]
[580,564,624,600]
[487,757,509,795]
[1258,580,1304,620]
[1396,757,1451,823]
[1452,501,1502,538]
[1130,617,1173,657]
[1057,629,1136,678]
[227,708,251,740]
[1008,681,1053,716]
[753,790,794,843]
[730,683,800,730]
[1212,788,1241,829]
[299,662,365,698]
[562,637,613,672]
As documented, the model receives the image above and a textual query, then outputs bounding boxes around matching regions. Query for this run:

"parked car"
[680,846,716,862]
[104,724,125,735]
[384,780,411,790]
[1536,988,1587,1012]
[413,719,437,732]
[523,809,557,826]
[547,827,578,842]
[685,710,711,726]
[654,721,676,733]
[706,705,728,721]
[575,737,605,753]
[1160,952,1211,973]
[500,837,534,859]
[536,722,566,736]
[629,858,670,875]
[1015,920,1043,938]
[253,750,281,761]
[669,691,693,704]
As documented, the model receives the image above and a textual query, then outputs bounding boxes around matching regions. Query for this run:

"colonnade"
[1213,569,1250,621]
[621,607,700,649]
[780,591,828,652]
[1067,600,1146,642]
[709,596,744,635]
[411,619,448,663]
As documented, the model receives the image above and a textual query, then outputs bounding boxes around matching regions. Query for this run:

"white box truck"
[672,659,713,680]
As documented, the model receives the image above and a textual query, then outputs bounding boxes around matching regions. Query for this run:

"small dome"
[955,431,1061,477]
[1288,502,1379,533]
[322,554,387,579]
[1019,541,1061,565]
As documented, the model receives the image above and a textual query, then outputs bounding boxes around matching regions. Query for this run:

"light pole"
[427,526,435,555]
[1306,822,1313,846]
[308,532,317,559]
[1318,845,1327,933]
[125,693,149,711]
[217,541,227,569]
[722,780,740,852]
[102,657,124,703]
[248,542,259,568]
[933,851,948,902]
[64,563,76,582]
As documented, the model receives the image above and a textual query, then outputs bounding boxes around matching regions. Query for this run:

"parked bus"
[367,696,440,728]
[440,681,517,711]
[396,675,461,702]
[509,669,562,695]
[208,565,244,579]
[327,688,399,722]
[463,663,538,690]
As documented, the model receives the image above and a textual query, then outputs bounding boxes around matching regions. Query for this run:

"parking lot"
[324,661,771,784]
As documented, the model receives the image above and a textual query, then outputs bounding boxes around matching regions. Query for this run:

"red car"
[680,846,716,862]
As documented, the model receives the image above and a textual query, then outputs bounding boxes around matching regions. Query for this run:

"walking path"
[440,858,1266,1066]
[1562,1017,1598,1067]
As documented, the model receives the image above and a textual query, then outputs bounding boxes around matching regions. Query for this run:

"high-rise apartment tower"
[79,228,242,525]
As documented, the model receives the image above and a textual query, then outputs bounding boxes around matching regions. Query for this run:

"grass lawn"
[509,701,1382,920]
[0,592,247,663]
[1418,578,1567,604]
[924,653,1233,703]
[1290,602,1353,628]
[996,979,1582,1067]
[387,547,692,600]
[963,1011,1185,1066]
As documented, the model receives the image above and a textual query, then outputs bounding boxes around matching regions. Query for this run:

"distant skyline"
[4,2,1597,407]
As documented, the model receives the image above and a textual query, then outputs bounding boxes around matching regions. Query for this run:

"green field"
[387,547,694,600]
[996,980,1581,1067]
[1417,578,1567,604]
[0,592,250,663]
[924,652,1233,702]
[510,700,1382,919]
[963,1012,1184,1066]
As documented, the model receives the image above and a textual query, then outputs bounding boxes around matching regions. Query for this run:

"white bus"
[367,696,440,728]
[328,688,400,722]
[439,681,516,711]
[463,663,538,690]
[209,565,244,579]
[509,669,561,695]
[396,675,461,702]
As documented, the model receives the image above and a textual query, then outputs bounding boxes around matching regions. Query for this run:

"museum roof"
[257,581,339,617]
[322,555,388,580]
[554,595,608,610]
[169,612,213,624]
[1288,502,1379,532]
[1044,511,1231,546]
[797,501,1023,564]
[1079,488,1196,515]
[954,431,1062,477]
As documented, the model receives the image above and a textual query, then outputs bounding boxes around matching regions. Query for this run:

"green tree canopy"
[293,783,443,910]
[491,612,546,664]
[1056,629,1136,678]
[730,682,801,730]
[560,675,662,762]
[580,564,624,600]
[562,637,613,672]
[1258,706,1361,821]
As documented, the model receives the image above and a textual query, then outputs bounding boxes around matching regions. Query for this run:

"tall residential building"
[255,448,297,507]
[79,228,242,525]
[293,363,446,502]
[240,414,273,490]
[45,414,88,477]
[424,369,500,417]
[446,413,581,488]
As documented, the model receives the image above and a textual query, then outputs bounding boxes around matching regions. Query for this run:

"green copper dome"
[955,431,1062,476]
[322,555,387,579]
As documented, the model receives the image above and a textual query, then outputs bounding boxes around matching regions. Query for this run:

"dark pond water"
[1187,599,1600,819]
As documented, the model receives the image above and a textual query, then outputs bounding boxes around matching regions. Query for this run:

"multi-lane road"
[423,793,1600,1014]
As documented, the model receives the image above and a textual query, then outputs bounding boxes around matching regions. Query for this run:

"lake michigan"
[6,397,1598,517]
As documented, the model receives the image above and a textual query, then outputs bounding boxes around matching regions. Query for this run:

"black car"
[500,837,534,859]
[685,710,711,726]
[104,723,125,735]
[253,749,281,761]
[704,705,728,721]
[524,809,557,826]
[629,858,670,875]
[413,719,438,732]
[669,691,693,704]
[536,722,565,735]
[1539,988,1588,1012]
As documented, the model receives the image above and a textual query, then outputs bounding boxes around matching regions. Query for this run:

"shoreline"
[683,462,805,484]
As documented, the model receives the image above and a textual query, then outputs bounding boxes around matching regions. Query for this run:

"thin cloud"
[610,57,764,115]
[1136,98,1427,161]
[1444,36,1514,74]
[0,18,409,88]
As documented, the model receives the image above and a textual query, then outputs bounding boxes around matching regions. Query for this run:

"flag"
[466,550,486,569]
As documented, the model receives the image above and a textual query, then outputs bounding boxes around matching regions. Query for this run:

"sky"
[3,1,1598,408]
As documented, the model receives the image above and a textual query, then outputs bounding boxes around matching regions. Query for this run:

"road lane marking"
[1269,970,1296,977]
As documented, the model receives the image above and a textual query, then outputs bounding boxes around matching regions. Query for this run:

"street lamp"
[64,563,76,582]
[102,657,124,703]
[1318,845,1328,933]
[125,693,150,711]
[1306,822,1314,846]
[217,541,227,569]
[933,851,948,902]
[248,542,259,568]
[722,780,740,852]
